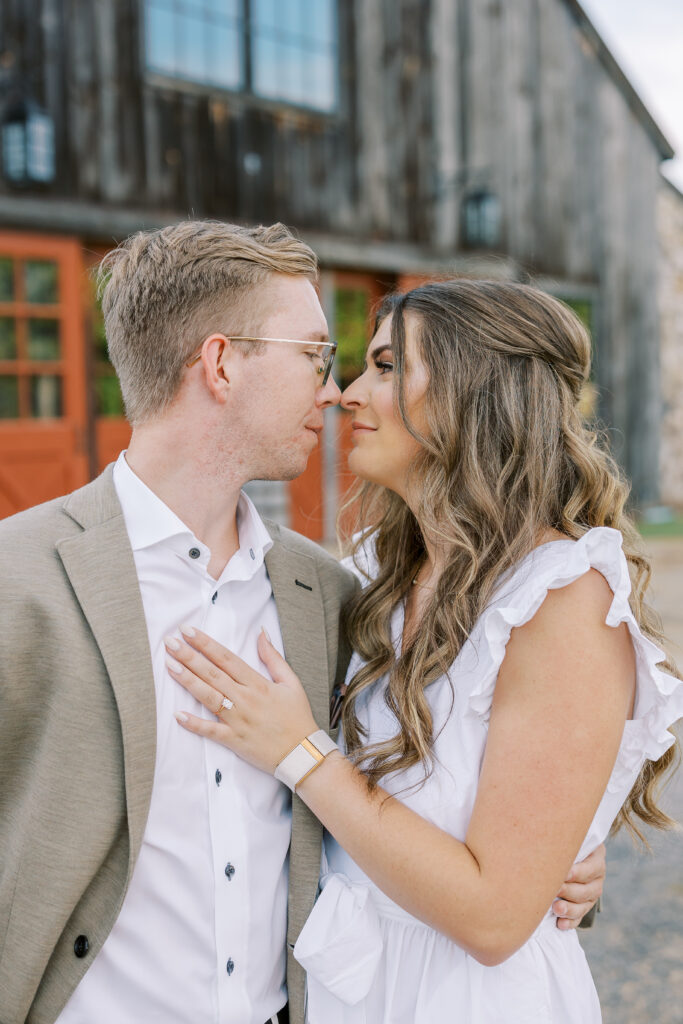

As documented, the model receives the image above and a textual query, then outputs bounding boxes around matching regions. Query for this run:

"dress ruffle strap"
[465,529,683,775]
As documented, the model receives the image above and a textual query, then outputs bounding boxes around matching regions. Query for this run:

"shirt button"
[189,547,201,559]
[74,935,89,958]
[226,958,235,976]
[225,862,235,880]
[215,769,222,786]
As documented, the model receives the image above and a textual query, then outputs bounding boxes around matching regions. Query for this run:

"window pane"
[177,11,206,81]
[95,374,125,417]
[205,0,241,15]
[30,375,62,417]
[146,2,177,76]
[309,0,335,45]
[0,376,19,418]
[253,39,303,105]
[207,24,242,88]
[251,0,338,110]
[335,288,369,389]
[28,319,60,360]
[89,268,125,417]
[284,0,305,38]
[252,0,279,33]
[144,0,243,89]
[25,260,59,304]
[307,50,336,111]
[27,113,55,183]
[562,298,593,331]
[252,34,280,98]
[0,318,16,359]
[2,123,26,181]
[0,258,13,301]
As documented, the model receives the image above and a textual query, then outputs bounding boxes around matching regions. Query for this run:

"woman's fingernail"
[165,635,181,650]
[180,623,196,638]
[166,653,182,672]
[261,626,272,643]
[175,711,189,724]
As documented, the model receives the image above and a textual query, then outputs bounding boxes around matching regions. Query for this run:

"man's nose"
[317,375,342,408]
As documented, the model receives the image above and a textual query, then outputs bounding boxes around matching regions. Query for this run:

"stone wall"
[658,177,683,509]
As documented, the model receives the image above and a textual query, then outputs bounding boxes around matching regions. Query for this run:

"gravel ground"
[578,537,683,1023]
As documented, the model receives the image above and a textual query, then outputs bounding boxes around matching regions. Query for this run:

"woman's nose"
[341,375,367,410]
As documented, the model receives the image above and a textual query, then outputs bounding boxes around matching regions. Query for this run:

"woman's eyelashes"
[370,347,394,374]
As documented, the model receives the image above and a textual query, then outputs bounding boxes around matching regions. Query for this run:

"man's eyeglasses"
[185,336,337,386]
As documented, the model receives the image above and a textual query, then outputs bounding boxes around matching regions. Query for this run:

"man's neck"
[125,431,246,580]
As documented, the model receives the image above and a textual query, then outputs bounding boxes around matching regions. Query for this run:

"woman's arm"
[168,568,629,964]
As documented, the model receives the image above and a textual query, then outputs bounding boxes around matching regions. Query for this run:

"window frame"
[0,251,69,421]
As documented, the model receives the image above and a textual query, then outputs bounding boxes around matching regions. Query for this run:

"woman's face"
[341,312,429,499]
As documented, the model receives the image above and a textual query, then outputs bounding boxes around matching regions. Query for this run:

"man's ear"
[200,334,231,403]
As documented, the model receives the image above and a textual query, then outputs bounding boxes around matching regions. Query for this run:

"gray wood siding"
[0,0,670,500]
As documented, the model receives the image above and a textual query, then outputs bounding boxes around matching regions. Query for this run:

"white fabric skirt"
[295,872,601,1024]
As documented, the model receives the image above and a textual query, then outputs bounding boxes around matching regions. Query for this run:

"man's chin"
[250,455,311,484]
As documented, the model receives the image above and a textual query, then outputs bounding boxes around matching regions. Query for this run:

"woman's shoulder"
[466,527,635,719]
[497,526,630,604]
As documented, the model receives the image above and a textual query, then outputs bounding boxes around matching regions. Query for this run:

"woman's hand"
[552,843,605,930]
[165,626,318,773]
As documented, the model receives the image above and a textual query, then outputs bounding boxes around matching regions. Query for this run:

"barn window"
[144,0,338,112]
[0,254,64,419]
[144,0,245,91]
[251,0,338,111]
[461,191,502,249]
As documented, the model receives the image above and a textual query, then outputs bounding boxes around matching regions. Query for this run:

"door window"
[0,254,63,418]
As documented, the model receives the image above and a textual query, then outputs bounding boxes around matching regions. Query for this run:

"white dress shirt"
[57,452,290,1024]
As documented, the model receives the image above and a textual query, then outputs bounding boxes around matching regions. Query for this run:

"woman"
[166,281,683,1022]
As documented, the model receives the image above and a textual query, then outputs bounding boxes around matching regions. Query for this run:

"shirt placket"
[202,581,251,1024]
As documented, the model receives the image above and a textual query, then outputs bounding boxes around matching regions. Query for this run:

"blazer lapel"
[264,535,330,731]
[264,528,331,955]
[56,469,156,879]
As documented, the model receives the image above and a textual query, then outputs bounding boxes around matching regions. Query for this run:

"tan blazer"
[0,467,357,1024]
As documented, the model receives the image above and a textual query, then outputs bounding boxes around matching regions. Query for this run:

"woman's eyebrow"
[367,343,392,361]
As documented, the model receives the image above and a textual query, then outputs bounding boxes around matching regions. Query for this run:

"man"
[0,220,602,1024]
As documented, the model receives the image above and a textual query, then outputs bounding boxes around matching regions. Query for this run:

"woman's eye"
[375,360,393,375]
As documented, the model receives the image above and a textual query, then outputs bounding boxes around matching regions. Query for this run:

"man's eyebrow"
[300,330,330,343]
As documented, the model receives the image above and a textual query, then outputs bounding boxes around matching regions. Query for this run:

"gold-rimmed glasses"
[185,336,337,386]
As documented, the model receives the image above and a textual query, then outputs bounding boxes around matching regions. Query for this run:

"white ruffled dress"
[294,528,683,1023]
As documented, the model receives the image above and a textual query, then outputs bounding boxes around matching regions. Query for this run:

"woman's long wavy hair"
[340,279,679,841]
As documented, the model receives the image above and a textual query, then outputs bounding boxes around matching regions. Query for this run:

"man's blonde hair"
[97,220,318,424]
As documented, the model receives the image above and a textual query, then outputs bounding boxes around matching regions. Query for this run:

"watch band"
[274,729,338,792]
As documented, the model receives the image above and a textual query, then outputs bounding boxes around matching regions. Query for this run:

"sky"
[578,0,683,190]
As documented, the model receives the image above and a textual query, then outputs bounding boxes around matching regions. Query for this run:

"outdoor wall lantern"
[462,190,502,248]
[1,94,56,185]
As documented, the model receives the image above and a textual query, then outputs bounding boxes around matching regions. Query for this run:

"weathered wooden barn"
[658,175,683,509]
[0,0,674,537]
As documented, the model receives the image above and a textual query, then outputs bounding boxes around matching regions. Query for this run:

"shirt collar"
[112,452,273,576]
